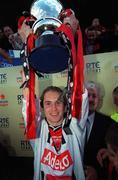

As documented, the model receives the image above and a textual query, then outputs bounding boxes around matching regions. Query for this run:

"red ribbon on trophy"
[19,5,84,139]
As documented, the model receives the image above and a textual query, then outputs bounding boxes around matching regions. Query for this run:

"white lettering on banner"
[41,148,73,171]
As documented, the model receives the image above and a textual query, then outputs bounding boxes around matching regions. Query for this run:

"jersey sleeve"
[22,97,42,136]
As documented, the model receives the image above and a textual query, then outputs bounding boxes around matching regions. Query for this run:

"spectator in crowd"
[1,25,14,50]
[84,27,101,54]
[90,18,106,36]
[85,18,106,38]
[84,81,114,180]
[97,123,118,180]
[2,25,23,50]
[110,23,118,51]
[3,25,14,39]
[8,32,24,50]
[84,18,111,54]
[111,86,118,122]
[0,27,12,63]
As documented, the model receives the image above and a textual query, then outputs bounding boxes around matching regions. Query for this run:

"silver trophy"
[27,0,71,74]
[30,0,63,34]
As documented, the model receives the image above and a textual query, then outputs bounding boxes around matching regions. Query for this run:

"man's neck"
[45,118,63,129]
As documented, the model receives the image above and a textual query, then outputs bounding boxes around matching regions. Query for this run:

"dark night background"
[0,0,117,31]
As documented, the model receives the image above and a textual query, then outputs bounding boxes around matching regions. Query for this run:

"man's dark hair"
[112,86,118,95]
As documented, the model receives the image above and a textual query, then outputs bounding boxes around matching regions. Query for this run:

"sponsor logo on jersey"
[41,148,73,171]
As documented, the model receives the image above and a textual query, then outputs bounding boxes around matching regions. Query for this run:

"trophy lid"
[30,0,63,20]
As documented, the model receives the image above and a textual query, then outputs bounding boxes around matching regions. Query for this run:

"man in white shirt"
[22,85,88,180]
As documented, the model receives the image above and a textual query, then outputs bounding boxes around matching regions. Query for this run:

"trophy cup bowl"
[27,0,70,74]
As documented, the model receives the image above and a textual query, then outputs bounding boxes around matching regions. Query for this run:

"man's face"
[107,144,118,173]
[92,18,100,27]
[87,87,99,114]
[113,93,118,107]
[3,26,13,38]
[87,30,97,40]
[43,90,65,126]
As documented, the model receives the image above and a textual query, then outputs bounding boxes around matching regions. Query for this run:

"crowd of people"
[0,24,24,64]
[83,17,118,55]
[0,25,23,51]
[0,6,118,180]
[0,16,118,65]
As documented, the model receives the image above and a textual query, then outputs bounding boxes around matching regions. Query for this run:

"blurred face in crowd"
[107,143,118,173]
[87,87,99,114]
[113,92,118,108]
[87,30,97,41]
[43,90,65,126]
[92,18,100,27]
[3,26,14,38]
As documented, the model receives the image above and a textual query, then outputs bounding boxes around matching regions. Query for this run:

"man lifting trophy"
[20,1,88,179]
